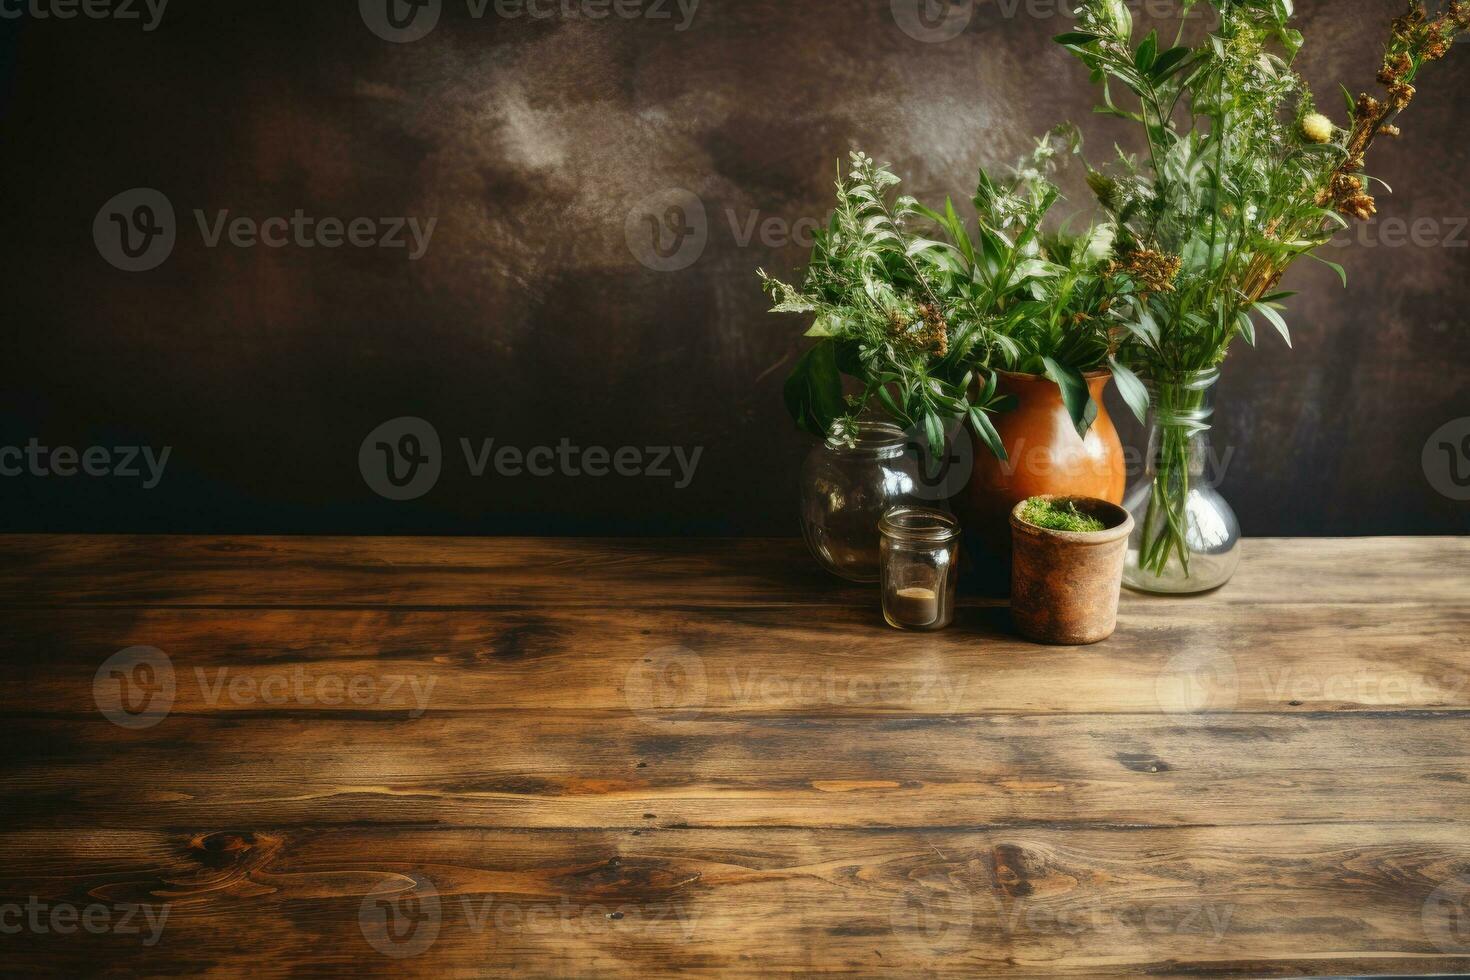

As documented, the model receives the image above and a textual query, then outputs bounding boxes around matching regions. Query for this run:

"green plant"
[1056,0,1469,578]
[919,127,1146,438]
[1019,497,1107,533]
[761,151,1014,460]
[764,136,1140,458]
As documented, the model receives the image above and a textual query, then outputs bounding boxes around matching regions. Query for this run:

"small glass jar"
[879,508,960,631]
[800,422,920,582]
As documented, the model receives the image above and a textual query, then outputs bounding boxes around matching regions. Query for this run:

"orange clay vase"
[953,371,1126,569]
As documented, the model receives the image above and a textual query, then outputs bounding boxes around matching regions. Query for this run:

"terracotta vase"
[953,371,1126,568]
[1010,495,1133,645]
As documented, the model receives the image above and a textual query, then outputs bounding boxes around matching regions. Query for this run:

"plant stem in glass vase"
[1123,369,1240,593]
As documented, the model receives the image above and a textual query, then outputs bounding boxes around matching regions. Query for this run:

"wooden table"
[1,535,1467,977]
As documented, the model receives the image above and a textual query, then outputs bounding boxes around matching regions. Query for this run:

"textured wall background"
[1,0,1467,535]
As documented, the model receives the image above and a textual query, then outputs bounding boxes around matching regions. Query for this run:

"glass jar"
[800,422,920,582]
[879,507,960,630]
[1122,368,1241,594]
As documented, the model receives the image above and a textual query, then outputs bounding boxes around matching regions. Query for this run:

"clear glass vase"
[800,422,921,582]
[1122,368,1241,594]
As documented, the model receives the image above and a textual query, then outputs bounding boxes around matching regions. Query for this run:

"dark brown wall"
[2,0,1467,535]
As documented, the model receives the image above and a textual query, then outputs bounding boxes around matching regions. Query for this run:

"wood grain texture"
[0,535,1467,977]
[0,535,1465,607]
[2,825,1468,978]
[2,602,1466,715]
[5,712,1470,830]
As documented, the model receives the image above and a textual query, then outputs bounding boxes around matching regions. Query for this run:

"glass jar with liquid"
[879,507,960,631]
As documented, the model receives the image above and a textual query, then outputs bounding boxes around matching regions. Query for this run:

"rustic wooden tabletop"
[1,535,1467,977]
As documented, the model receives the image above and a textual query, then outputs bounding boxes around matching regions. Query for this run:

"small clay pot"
[1009,495,1134,645]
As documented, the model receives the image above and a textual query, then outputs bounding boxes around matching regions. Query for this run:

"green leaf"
[1236,309,1256,346]
[1134,30,1158,74]
[1108,356,1150,425]
[1340,83,1356,118]
[875,384,908,424]
[967,406,1007,462]
[1252,302,1292,348]
[1054,31,1103,45]
[1150,46,1192,81]
[1307,252,1348,288]
[833,340,867,378]
[803,314,839,338]
[783,341,845,437]
[1128,303,1161,349]
[1042,356,1099,439]
[922,411,946,462]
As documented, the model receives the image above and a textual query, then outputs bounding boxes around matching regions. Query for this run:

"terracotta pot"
[1009,495,1133,645]
[954,371,1126,564]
